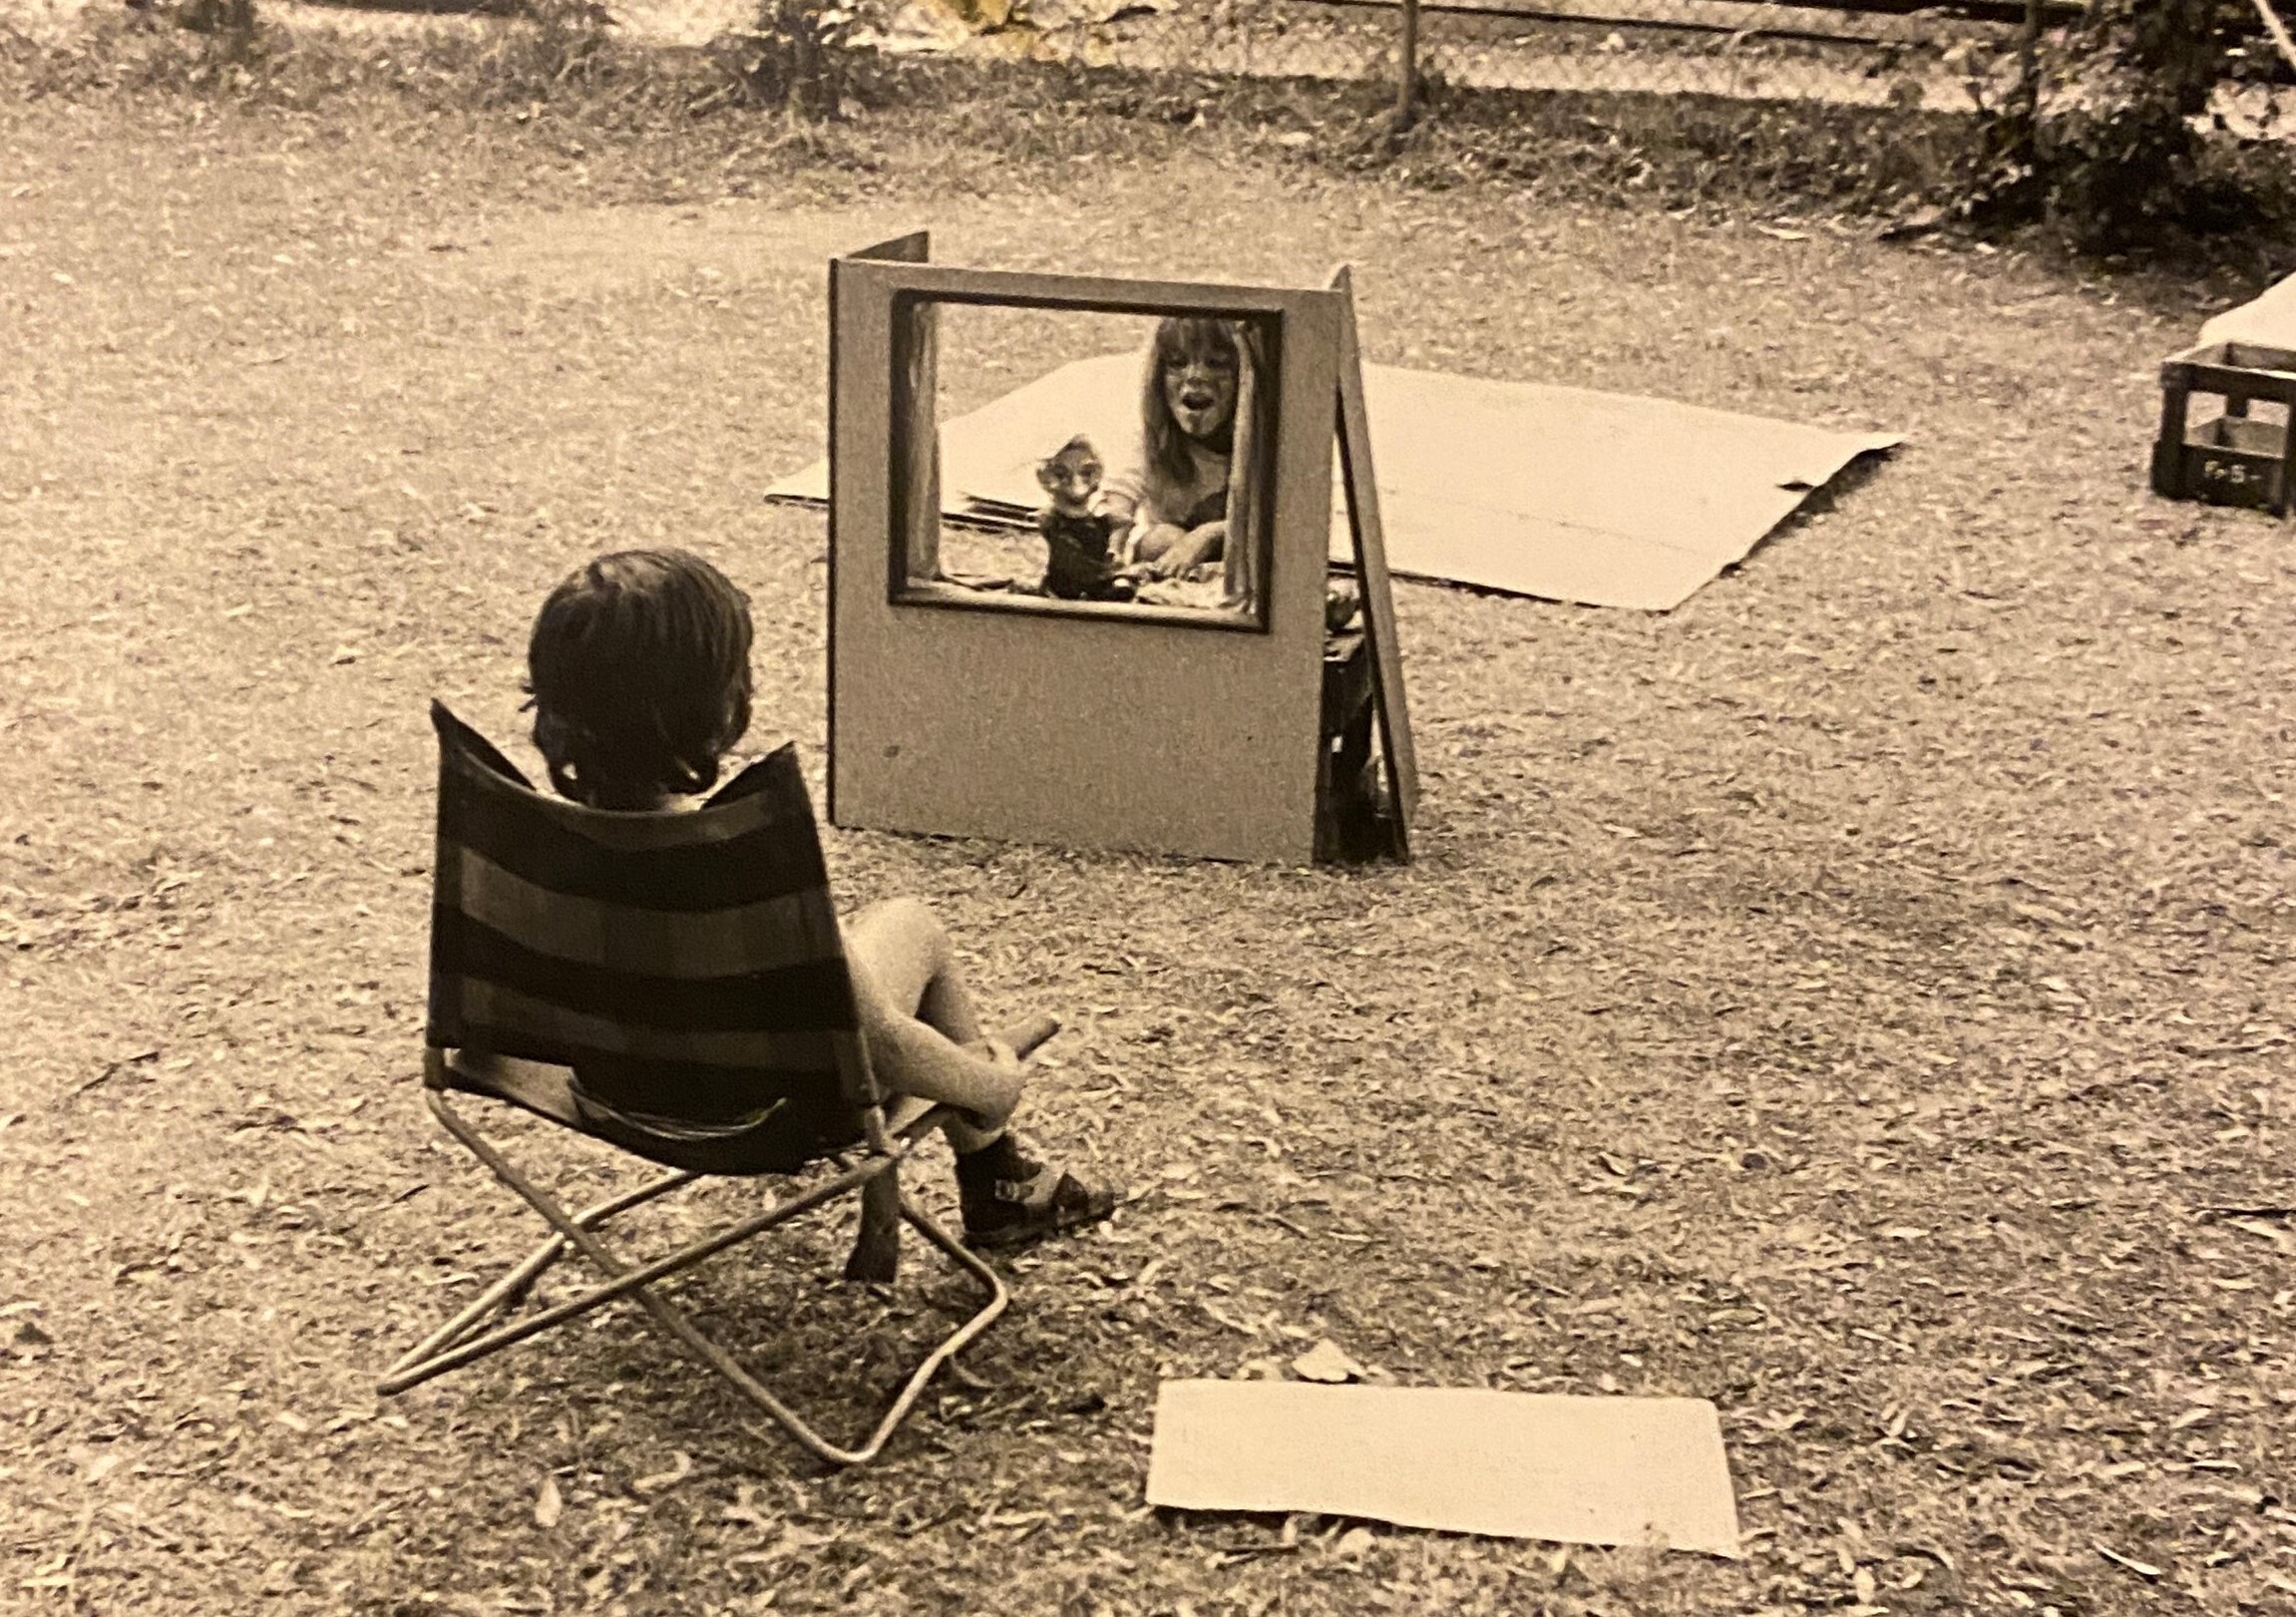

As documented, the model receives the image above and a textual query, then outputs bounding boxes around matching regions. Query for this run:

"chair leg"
[838,1012,1057,1284]
[901,1191,1008,1324]
[495,1161,1000,1469]
[388,1094,1007,1466]
[383,1101,894,1395]
[390,1166,698,1377]
[818,1190,1008,1463]
[844,1171,903,1286]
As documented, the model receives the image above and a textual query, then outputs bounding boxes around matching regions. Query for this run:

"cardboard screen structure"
[827,235,1413,866]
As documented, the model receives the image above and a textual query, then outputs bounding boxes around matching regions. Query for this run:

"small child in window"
[525,549,1117,1248]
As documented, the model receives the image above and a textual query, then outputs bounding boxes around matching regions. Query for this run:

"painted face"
[1036,443,1102,511]
[1161,344,1238,443]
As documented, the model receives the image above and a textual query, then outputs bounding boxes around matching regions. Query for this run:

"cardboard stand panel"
[1329,265,1418,854]
[828,244,1353,866]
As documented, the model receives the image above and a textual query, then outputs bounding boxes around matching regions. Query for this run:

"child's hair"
[1142,317,1242,489]
[526,549,754,811]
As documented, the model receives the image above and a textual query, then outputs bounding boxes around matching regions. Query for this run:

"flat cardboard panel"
[1146,1381,1741,1558]
[1353,367,1897,610]
[776,359,1897,612]
[2200,273,2296,349]
[828,257,1344,864]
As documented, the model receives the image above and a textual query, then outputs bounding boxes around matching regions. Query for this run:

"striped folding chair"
[380,703,1030,1466]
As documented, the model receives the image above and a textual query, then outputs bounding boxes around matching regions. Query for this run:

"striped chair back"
[425,703,877,1168]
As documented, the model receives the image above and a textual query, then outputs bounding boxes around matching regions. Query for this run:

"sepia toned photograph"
[3,0,2292,1613]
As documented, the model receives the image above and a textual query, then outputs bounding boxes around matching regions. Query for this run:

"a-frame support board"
[1330,266,1418,861]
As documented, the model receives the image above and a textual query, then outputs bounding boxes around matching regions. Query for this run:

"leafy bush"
[4,0,637,106]
[1964,0,2296,252]
[703,0,885,119]
[2034,0,2227,248]
[7,0,273,96]
[176,0,257,53]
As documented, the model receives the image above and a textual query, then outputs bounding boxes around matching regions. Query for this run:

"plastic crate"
[2153,340,2296,515]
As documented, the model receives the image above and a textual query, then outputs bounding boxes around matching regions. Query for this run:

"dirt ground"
[1,82,2292,1617]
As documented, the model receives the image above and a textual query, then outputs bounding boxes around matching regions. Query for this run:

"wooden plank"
[2168,359,2296,403]
[1222,319,1272,612]
[893,292,942,585]
[840,260,1317,318]
[1330,267,1419,848]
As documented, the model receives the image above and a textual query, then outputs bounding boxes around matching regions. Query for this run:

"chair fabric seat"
[425,701,876,1173]
[431,1049,869,1178]
[567,1060,867,1177]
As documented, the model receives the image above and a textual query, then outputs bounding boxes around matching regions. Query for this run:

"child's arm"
[1143,518,1229,579]
[1094,434,1149,530]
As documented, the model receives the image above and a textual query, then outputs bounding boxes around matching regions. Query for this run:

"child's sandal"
[958,1132,1117,1250]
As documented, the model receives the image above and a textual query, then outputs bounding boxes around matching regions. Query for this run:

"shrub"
[1963,0,2296,252]
[176,0,257,53]
[2034,0,2227,249]
[703,0,885,120]
[6,0,272,96]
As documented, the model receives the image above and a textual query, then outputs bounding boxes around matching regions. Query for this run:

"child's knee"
[845,895,951,1006]
[851,894,941,943]
[877,895,945,951]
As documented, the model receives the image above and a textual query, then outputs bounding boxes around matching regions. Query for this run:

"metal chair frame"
[380,1047,1017,1467]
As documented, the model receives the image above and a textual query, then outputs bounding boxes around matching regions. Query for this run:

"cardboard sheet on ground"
[1144,1381,1741,1556]
[2201,272,2296,349]
[765,353,1898,610]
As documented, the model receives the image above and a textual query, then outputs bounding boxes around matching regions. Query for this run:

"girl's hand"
[1149,523,1222,579]
[1133,522,1187,568]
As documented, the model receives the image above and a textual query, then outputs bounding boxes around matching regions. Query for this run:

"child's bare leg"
[845,896,983,1041]
[845,897,1009,1151]
[842,897,1003,1279]
[842,897,1114,1247]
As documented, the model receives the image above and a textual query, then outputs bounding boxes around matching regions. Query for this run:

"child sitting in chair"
[525,548,1117,1249]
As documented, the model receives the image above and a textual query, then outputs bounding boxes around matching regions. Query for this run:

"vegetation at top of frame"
[0,0,902,121]
[9,0,2294,263]
[1965,0,2296,255]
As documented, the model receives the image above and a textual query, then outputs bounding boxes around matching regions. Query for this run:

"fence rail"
[1009,0,2044,118]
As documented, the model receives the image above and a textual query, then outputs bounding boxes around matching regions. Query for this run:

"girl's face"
[1161,336,1238,443]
